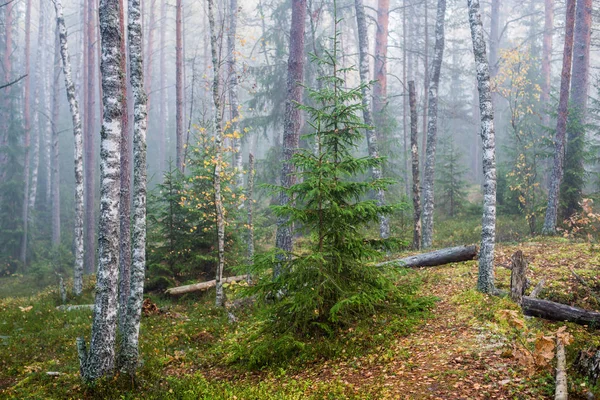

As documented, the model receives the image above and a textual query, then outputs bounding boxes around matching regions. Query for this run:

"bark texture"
[175,0,184,172]
[207,0,226,307]
[542,0,575,235]
[78,0,123,381]
[509,250,528,304]
[354,0,389,240]
[420,0,446,249]
[274,0,307,276]
[409,81,421,250]
[228,0,244,189]
[119,0,148,373]
[54,0,85,295]
[376,245,478,268]
[468,0,497,294]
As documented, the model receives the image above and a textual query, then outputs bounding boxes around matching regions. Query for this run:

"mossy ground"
[1,238,599,399]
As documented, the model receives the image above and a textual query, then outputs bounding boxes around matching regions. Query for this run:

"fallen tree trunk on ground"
[376,245,478,268]
[555,339,568,400]
[165,275,248,296]
[522,296,600,327]
[56,304,94,311]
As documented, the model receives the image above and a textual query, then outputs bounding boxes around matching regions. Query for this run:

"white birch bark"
[77,0,123,381]
[354,0,389,239]
[53,0,84,295]
[228,0,243,189]
[119,0,148,373]
[208,0,226,307]
[468,0,497,294]
[51,26,62,247]
[420,0,446,249]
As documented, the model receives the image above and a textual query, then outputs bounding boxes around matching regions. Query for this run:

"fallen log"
[56,304,94,311]
[522,296,600,327]
[555,339,568,400]
[376,245,478,268]
[165,275,248,296]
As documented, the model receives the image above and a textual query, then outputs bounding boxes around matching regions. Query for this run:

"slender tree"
[84,0,97,275]
[119,0,148,372]
[468,0,497,294]
[354,0,390,240]
[20,0,33,265]
[118,0,132,330]
[488,0,500,77]
[420,0,446,249]
[175,0,184,172]
[560,0,592,218]
[54,0,85,295]
[373,0,389,132]
[51,26,62,247]
[409,81,421,250]
[159,0,167,173]
[540,0,554,126]
[274,0,307,277]
[77,0,123,380]
[246,153,255,281]
[542,0,576,235]
[228,0,244,189]
[207,0,226,307]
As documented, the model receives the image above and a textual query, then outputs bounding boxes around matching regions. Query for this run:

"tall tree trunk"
[20,0,33,265]
[175,0,184,172]
[560,0,592,218]
[207,0,226,307]
[542,0,576,235]
[54,0,85,295]
[118,0,132,331]
[119,0,148,372]
[354,0,390,240]
[274,0,307,277]
[77,0,123,380]
[85,0,97,275]
[43,2,53,205]
[373,0,389,134]
[420,0,446,249]
[421,0,429,164]
[51,26,62,247]
[402,3,410,197]
[145,0,155,112]
[29,0,45,213]
[246,153,255,279]
[488,0,500,78]
[468,0,497,294]
[409,81,421,250]
[540,0,554,127]
[228,0,244,189]
[159,0,167,174]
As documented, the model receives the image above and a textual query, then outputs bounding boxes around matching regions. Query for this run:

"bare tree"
[542,0,576,235]
[175,0,184,172]
[354,0,390,240]
[468,0,497,294]
[420,0,446,249]
[207,0,226,307]
[51,26,62,247]
[54,0,85,295]
[228,0,244,189]
[77,0,124,380]
[274,0,307,277]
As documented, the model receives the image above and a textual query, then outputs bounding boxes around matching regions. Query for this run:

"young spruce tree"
[252,12,400,335]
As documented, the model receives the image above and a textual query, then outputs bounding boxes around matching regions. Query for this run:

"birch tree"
[77,0,123,380]
[420,0,446,249]
[354,0,390,240]
[54,0,85,295]
[51,27,62,247]
[467,0,497,294]
[228,0,244,189]
[409,81,421,250]
[542,0,576,235]
[119,0,148,372]
[207,0,226,307]
[274,0,307,277]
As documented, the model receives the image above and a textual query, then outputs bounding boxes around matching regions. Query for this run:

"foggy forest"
[1,0,600,397]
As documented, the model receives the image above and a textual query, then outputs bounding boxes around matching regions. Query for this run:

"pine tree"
[251,14,399,335]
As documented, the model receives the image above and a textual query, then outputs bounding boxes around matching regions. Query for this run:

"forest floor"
[1,238,600,399]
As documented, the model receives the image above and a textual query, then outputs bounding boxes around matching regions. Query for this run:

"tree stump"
[510,250,528,304]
